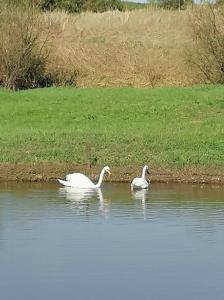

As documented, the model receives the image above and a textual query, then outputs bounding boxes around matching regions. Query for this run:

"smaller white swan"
[131,165,150,190]
[57,166,111,188]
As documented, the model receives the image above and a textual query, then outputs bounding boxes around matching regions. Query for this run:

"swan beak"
[108,171,111,176]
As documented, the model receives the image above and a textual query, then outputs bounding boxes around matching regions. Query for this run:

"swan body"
[57,166,111,188]
[131,165,150,190]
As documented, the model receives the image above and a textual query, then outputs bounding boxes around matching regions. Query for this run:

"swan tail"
[57,179,72,187]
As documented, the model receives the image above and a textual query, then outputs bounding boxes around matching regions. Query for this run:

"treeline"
[3,0,195,12]
[3,0,124,13]
[156,0,193,10]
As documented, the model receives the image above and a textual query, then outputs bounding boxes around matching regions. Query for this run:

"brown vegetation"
[187,5,224,84]
[46,9,197,87]
[0,6,50,90]
[0,5,224,89]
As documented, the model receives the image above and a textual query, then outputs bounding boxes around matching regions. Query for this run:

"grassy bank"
[0,86,223,174]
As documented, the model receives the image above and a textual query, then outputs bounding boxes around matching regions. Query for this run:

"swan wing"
[65,173,95,188]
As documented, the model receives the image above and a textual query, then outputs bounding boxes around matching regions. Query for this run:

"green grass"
[0,86,224,169]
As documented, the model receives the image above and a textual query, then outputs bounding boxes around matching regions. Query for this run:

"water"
[0,182,224,300]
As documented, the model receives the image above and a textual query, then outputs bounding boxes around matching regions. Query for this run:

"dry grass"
[43,8,202,87]
[0,6,211,88]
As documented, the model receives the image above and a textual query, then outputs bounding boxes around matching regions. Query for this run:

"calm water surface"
[0,182,224,300]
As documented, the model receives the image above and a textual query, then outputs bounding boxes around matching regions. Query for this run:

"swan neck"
[142,167,147,179]
[96,169,105,188]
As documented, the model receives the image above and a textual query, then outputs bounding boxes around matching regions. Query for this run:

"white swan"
[131,165,150,190]
[57,166,111,188]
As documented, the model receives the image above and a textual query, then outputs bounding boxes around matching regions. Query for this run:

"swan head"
[104,166,111,176]
[144,165,150,174]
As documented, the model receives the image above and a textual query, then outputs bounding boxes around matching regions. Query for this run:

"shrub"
[84,0,123,12]
[27,0,124,13]
[188,5,224,84]
[40,0,84,13]
[156,0,192,10]
[0,4,50,90]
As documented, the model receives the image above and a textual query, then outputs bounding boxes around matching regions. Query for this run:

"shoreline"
[0,163,223,185]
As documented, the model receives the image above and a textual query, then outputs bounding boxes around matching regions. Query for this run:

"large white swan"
[57,166,111,188]
[131,165,150,190]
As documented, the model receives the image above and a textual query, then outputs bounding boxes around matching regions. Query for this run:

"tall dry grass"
[46,8,200,87]
[1,5,220,89]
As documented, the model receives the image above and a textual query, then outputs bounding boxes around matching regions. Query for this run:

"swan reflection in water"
[132,189,149,219]
[59,187,110,218]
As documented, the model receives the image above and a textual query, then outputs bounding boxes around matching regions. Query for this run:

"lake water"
[0,182,224,300]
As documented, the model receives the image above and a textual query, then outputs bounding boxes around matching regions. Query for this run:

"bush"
[30,0,123,13]
[40,0,84,13]
[188,5,224,84]
[0,5,50,90]
[155,0,192,10]
[84,0,123,12]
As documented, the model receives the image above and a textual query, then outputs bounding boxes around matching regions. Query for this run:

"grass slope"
[0,86,223,170]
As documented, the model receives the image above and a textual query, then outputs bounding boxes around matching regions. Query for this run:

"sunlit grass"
[0,86,223,169]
